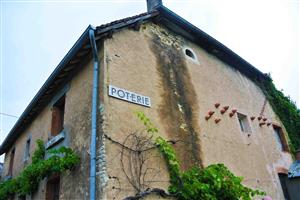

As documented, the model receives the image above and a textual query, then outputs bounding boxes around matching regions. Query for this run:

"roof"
[288,161,300,178]
[0,163,3,174]
[0,5,270,155]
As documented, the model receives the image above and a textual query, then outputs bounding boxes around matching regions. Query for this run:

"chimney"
[296,149,300,161]
[146,0,162,12]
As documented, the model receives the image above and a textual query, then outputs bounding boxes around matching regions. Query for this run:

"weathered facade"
[0,1,295,200]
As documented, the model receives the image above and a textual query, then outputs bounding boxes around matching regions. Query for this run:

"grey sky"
[0,0,299,162]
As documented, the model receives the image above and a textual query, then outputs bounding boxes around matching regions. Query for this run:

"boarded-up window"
[273,125,289,152]
[46,175,60,200]
[51,96,65,136]
[8,148,15,176]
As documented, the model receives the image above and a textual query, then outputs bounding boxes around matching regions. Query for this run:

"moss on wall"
[149,30,202,170]
[259,77,300,153]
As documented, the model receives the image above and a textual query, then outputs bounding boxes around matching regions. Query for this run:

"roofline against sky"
[0,6,269,155]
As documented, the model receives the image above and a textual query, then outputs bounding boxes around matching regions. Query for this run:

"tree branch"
[123,188,173,200]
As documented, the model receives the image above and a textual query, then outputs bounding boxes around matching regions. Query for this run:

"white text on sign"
[108,85,151,107]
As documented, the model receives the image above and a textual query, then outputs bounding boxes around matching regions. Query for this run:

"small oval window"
[185,49,195,59]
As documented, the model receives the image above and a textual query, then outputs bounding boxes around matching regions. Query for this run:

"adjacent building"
[0,0,295,199]
[0,163,3,180]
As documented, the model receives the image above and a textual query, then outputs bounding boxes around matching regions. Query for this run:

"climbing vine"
[258,76,300,153]
[0,140,80,200]
[136,111,265,200]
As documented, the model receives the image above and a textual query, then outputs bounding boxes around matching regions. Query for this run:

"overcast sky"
[0,0,299,162]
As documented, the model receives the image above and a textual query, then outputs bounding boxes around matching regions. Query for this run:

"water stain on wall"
[149,29,202,170]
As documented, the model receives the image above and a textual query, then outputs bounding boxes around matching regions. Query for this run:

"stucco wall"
[102,22,293,200]
[102,26,172,200]
[2,106,51,179]
[58,52,96,200]
[182,31,293,200]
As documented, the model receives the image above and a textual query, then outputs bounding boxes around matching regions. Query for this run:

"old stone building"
[0,0,295,199]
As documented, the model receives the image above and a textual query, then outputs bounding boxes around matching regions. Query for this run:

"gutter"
[89,27,99,200]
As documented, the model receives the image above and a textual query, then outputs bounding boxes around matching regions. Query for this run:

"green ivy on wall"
[0,140,80,200]
[259,76,300,153]
[136,112,265,200]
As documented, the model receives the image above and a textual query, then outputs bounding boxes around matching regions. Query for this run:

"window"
[273,125,289,152]
[184,48,198,62]
[46,175,60,200]
[237,113,251,133]
[185,49,195,59]
[8,148,15,176]
[24,137,31,161]
[51,96,65,136]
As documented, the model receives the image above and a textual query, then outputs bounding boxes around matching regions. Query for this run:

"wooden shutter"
[8,149,15,176]
[46,175,60,200]
[51,107,63,136]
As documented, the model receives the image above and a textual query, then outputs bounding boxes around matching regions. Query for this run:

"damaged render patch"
[148,26,202,170]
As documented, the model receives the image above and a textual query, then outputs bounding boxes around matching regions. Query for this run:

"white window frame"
[183,47,199,64]
[237,112,252,133]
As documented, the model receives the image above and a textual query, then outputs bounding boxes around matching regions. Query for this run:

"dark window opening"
[273,125,289,152]
[278,173,291,200]
[185,49,195,59]
[51,96,65,136]
[46,175,60,200]
[238,117,245,132]
[8,194,15,200]
[18,195,26,200]
[24,138,31,160]
[8,148,15,176]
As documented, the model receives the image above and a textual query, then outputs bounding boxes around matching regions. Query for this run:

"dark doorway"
[278,173,291,200]
[46,175,60,200]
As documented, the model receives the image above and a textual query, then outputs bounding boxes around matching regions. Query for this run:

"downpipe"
[89,27,99,200]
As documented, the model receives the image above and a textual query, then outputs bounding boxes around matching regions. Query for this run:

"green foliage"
[136,112,266,200]
[155,137,180,184]
[136,111,159,134]
[0,140,80,200]
[169,164,265,200]
[259,77,300,152]
[0,179,18,199]
[136,111,180,180]
[32,139,45,164]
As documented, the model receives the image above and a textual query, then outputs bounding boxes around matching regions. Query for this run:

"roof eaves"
[95,11,159,37]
